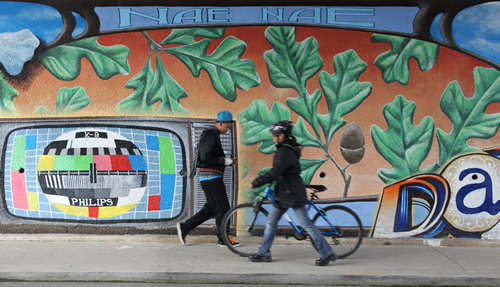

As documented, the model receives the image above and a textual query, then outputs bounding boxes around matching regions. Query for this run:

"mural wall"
[3,123,185,221]
[0,0,498,239]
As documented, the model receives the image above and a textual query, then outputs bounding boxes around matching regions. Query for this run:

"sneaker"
[176,222,186,245]
[315,253,337,266]
[249,253,272,263]
[217,235,240,247]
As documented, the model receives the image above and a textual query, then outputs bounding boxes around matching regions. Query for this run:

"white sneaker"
[176,222,186,245]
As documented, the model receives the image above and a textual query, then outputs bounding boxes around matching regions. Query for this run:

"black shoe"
[315,253,337,266]
[176,222,186,245]
[217,235,240,247]
[249,253,272,263]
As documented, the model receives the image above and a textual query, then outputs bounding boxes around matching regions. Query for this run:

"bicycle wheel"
[312,205,363,259]
[222,202,269,257]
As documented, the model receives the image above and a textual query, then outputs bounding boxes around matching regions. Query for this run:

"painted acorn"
[339,122,365,164]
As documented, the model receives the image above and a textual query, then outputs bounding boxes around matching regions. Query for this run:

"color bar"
[159,137,175,174]
[160,174,175,210]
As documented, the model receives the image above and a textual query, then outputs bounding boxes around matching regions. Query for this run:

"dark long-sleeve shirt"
[197,126,226,173]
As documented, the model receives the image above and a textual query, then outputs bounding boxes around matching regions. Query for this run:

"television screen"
[2,124,186,222]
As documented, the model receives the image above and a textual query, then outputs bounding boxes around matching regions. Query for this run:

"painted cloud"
[454,2,500,64]
[0,29,40,76]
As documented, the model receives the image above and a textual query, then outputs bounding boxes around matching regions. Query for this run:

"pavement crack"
[431,247,466,271]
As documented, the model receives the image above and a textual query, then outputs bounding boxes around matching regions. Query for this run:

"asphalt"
[0,234,499,286]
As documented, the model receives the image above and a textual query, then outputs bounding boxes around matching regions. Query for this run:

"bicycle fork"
[246,202,263,233]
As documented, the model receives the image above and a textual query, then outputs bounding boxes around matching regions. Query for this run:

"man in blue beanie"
[177,110,239,247]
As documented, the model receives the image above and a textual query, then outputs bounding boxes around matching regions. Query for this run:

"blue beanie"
[217,110,233,122]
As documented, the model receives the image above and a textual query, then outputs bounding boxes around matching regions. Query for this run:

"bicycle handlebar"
[260,184,326,202]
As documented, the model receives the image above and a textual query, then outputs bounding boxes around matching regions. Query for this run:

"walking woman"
[249,121,337,266]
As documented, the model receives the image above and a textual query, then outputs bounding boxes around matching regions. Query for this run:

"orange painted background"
[7,26,499,199]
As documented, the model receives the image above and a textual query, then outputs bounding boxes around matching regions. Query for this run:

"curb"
[1,233,499,247]
[0,272,498,286]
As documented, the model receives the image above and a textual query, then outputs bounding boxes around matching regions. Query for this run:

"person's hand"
[224,157,233,166]
[231,158,238,166]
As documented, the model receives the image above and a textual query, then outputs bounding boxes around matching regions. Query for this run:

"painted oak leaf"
[434,66,500,169]
[0,71,18,113]
[166,36,260,102]
[161,27,225,45]
[294,117,322,148]
[318,49,372,145]
[148,54,188,114]
[116,55,155,113]
[34,106,49,114]
[286,89,322,139]
[239,100,290,154]
[300,158,328,184]
[239,99,321,152]
[371,95,435,183]
[54,86,89,113]
[240,161,249,179]
[35,86,89,114]
[264,26,322,91]
[264,26,323,135]
[38,37,130,81]
[371,34,439,85]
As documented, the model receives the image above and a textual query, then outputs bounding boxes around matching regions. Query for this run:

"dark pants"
[183,177,230,241]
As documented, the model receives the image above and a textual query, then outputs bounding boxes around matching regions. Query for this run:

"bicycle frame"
[257,186,340,237]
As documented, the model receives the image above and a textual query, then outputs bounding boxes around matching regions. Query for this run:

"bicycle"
[222,184,363,259]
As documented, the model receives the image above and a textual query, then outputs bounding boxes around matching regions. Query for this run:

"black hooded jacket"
[251,138,307,208]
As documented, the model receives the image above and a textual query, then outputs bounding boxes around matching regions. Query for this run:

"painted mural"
[4,125,185,221]
[372,148,500,239]
[0,0,498,238]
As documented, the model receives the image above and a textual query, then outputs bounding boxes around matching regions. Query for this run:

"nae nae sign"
[95,6,418,34]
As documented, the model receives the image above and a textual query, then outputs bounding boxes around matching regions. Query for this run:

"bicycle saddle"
[305,184,327,192]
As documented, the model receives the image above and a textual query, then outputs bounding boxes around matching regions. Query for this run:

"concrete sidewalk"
[0,234,499,286]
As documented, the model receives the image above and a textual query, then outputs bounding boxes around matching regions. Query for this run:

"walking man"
[176,111,239,247]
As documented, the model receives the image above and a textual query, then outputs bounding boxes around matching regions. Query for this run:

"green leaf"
[286,89,322,136]
[34,106,49,114]
[317,50,372,145]
[115,55,155,113]
[0,71,18,113]
[161,28,225,45]
[148,54,188,114]
[371,34,439,85]
[264,26,322,91]
[293,117,322,147]
[240,161,249,179]
[259,167,272,176]
[435,66,500,168]
[166,36,260,101]
[55,86,89,113]
[238,100,290,154]
[300,158,328,184]
[370,95,435,183]
[264,26,323,138]
[38,37,130,81]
